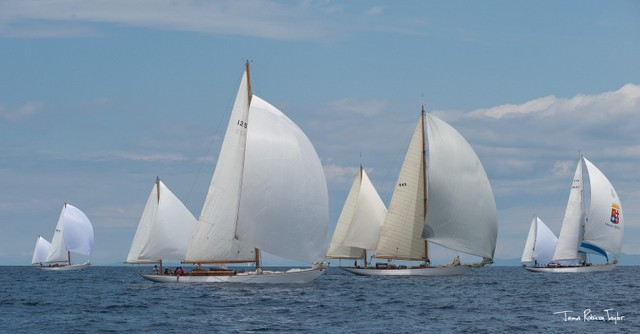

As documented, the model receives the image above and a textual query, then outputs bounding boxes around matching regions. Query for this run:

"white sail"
[422,114,498,259]
[552,158,584,262]
[235,95,329,263]
[184,68,255,263]
[343,169,387,250]
[583,157,624,257]
[126,179,198,263]
[46,204,94,263]
[521,216,557,263]
[31,236,51,264]
[374,118,426,260]
[327,168,387,259]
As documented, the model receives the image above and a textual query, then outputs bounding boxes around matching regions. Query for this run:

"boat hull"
[341,265,470,276]
[523,264,616,273]
[36,261,90,271]
[141,267,325,284]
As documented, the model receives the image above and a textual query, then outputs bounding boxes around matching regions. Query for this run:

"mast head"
[421,104,426,116]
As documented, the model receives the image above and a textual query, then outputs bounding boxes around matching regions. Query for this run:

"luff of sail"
[126,179,198,263]
[184,66,255,263]
[326,167,387,259]
[374,117,426,260]
[582,157,624,258]
[422,113,498,260]
[552,158,584,262]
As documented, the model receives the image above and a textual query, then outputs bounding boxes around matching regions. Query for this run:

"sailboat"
[342,107,498,276]
[141,62,329,284]
[326,166,387,267]
[35,203,94,271]
[125,177,198,273]
[523,155,624,273]
[521,216,557,266]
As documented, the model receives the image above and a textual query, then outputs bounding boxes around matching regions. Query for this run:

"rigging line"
[184,77,239,205]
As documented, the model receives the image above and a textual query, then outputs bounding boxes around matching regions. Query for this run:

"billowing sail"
[374,118,426,260]
[552,158,584,262]
[31,236,51,264]
[126,179,198,263]
[46,203,94,263]
[422,114,498,259]
[327,168,387,259]
[235,95,329,263]
[583,157,624,257]
[521,216,557,263]
[184,68,255,263]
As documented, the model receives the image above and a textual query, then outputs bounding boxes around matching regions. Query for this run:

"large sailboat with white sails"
[522,155,624,273]
[342,107,498,276]
[141,62,329,284]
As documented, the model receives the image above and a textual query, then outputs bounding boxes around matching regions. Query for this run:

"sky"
[1,0,639,266]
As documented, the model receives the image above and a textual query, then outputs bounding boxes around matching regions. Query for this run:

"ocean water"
[1,265,637,333]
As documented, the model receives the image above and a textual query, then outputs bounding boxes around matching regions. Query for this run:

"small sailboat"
[35,203,94,271]
[342,107,498,276]
[521,216,557,266]
[141,62,329,284]
[523,155,624,273]
[326,166,387,267]
[125,177,198,273]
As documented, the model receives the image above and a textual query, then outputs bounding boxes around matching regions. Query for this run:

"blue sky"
[1,0,639,265]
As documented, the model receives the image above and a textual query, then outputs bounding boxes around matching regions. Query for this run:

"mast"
[421,105,429,262]
[243,60,261,270]
[156,176,160,203]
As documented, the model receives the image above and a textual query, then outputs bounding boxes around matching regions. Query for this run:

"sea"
[1,265,637,333]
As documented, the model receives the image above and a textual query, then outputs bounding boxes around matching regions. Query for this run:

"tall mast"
[156,176,160,203]
[421,105,429,262]
[244,60,260,270]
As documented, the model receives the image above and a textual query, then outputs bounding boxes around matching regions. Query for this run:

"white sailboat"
[326,166,387,267]
[521,216,557,266]
[31,236,51,265]
[142,62,329,284]
[35,203,94,271]
[523,155,624,273]
[343,108,498,276]
[125,177,198,273]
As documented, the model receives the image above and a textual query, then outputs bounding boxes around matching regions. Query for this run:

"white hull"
[141,267,325,284]
[36,261,90,271]
[523,263,616,273]
[342,265,470,276]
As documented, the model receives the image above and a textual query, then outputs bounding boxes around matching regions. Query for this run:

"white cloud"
[0,101,43,121]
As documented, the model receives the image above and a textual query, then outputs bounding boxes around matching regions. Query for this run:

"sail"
[184,68,256,263]
[46,204,94,263]
[374,117,426,260]
[422,114,498,259]
[126,179,198,263]
[31,236,51,264]
[521,217,537,263]
[552,158,584,262]
[235,95,329,263]
[343,169,387,250]
[531,217,557,263]
[326,168,367,259]
[327,168,387,259]
[583,157,624,257]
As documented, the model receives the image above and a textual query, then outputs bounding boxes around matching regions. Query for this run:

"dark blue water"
[1,266,637,333]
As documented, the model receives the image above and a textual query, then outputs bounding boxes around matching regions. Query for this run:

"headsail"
[126,179,198,263]
[422,114,498,259]
[31,236,51,264]
[327,167,387,259]
[552,158,584,262]
[583,157,624,257]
